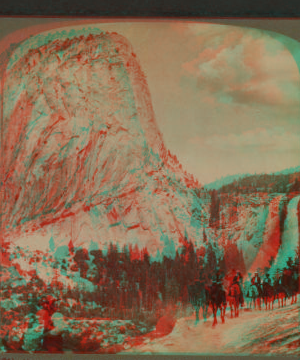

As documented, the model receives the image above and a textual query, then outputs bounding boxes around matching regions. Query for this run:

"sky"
[3,21,300,184]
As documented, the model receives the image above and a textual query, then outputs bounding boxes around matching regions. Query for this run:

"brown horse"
[227,283,240,318]
[206,283,227,326]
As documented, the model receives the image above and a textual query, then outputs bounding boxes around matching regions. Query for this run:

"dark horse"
[206,282,227,326]
[262,280,275,310]
[280,267,299,306]
[290,266,299,304]
[187,281,209,324]
[273,276,289,308]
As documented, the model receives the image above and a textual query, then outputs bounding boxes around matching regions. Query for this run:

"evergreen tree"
[74,248,90,278]
[142,248,150,267]
[205,242,217,277]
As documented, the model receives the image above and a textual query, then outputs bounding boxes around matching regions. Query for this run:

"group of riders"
[188,257,299,326]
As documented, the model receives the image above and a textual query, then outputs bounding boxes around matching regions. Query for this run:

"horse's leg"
[221,306,225,323]
[201,305,205,322]
[212,305,217,327]
[195,306,200,324]
[234,301,237,317]
[204,304,208,322]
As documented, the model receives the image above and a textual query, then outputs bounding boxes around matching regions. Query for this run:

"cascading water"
[269,195,300,276]
[249,195,283,275]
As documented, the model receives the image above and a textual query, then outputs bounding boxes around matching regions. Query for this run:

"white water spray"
[270,195,300,275]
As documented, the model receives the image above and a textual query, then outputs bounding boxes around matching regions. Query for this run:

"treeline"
[48,236,246,311]
[2,234,247,323]
[216,173,300,195]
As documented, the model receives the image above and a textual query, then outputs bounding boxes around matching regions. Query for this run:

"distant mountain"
[204,165,300,193]
[203,173,252,191]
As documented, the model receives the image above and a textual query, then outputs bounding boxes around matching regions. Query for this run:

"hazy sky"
[4,21,300,184]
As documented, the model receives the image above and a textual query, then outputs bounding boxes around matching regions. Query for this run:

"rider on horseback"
[274,269,282,287]
[251,271,261,286]
[236,271,244,307]
[263,273,272,286]
[212,267,225,289]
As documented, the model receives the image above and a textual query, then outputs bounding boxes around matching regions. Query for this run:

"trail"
[123,300,300,355]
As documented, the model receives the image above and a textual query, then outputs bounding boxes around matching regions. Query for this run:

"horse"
[227,282,240,318]
[244,283,260,310]
[281,267,299,305]
[290,268,299,305]
[273,279,288,308]
[206,283,227,326]
[187,281,209,324]
[262,281,275,310]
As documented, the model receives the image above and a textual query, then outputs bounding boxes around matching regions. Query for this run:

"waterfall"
[270,195,300,275]
[249,195,283,274]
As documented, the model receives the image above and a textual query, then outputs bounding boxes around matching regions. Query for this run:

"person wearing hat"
[251,271,261,286]
[263,273,272,286]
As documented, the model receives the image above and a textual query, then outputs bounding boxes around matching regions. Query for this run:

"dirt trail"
[123,300,300,355]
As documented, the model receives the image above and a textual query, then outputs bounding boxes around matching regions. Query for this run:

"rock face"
[1,28,299,271]
[1,30,204,254]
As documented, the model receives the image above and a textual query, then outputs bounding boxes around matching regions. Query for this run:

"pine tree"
[74,248,90,278]
[143,248,150,267]
[205,242,217,277]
